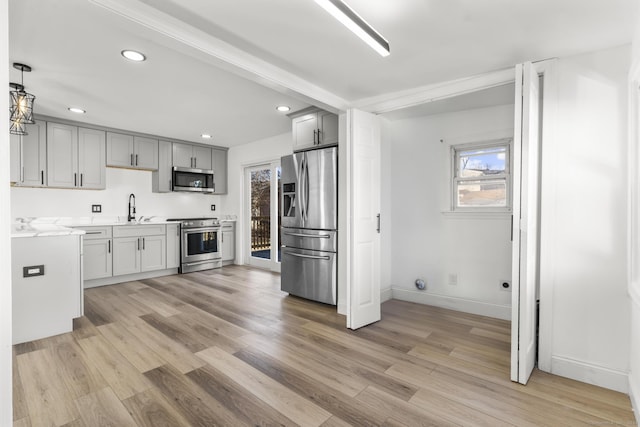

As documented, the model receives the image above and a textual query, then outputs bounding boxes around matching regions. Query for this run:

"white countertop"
[11,223,86,238]
[12,216,174,238]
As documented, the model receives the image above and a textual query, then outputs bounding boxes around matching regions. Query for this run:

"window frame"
[450,138,513,212]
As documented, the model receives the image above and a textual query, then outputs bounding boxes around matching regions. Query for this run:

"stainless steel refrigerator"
[280,146,337,305]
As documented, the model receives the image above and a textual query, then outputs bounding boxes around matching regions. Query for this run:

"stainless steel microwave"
[172,166,215,193]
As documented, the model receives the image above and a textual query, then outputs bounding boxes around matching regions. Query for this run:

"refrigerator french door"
[281,146,338,305]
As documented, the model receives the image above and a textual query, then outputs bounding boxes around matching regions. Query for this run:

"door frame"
[360,60,558,378]
[243,160,281,272]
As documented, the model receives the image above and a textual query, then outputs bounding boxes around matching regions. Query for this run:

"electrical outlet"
[448,273,458,286]
[500,280,512,291]
[210,204,216,211]
[91,204,102,213]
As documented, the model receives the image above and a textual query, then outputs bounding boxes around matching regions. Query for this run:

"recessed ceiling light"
[276,105,291,112]
[68,107,86,114]
[121,50,146,62]
[201,134,212,139]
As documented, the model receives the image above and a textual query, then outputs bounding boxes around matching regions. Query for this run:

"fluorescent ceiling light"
[314,0,390,57]
[68,107,85,114]
[276,105,291,112]
[201,134,212,139]
[121,50,146,62]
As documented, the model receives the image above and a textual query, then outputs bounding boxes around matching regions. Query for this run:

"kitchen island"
[11,224,84,344]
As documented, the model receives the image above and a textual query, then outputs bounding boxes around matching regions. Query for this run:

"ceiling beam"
[89,0,349,114]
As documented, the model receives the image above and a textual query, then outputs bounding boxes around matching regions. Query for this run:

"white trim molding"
[390,288,511,320]
[380,287,393,303]
[551,355,630,394]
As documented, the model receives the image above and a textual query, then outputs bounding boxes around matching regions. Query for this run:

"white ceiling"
[8,0,637,147]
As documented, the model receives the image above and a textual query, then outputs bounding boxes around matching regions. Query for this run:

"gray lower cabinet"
[107,132,158,170]
[221,222,235,265]
[81,227,113,281]
[112,225,166,276]
[166,223,180,269]
[212,148,228,194]
[11,120,47,186]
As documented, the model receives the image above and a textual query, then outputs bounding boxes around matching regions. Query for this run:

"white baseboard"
[551,355,629,393]
[630,374,640,426]
[381,287,393,303]
[391,287,511,320]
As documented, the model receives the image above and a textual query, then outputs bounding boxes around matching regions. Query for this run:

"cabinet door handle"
[130,153,134,166]
[40,170,44,185]
[80,173,83,187]
[313,129,317,145]
[143,237,145,250]
[21,166,24,183]
[193,157,196,168]
[135,154,138,166]
[317,128,321,144]
[137,238,140,251]
[376,213,381,233]
[74,173,77,187]
[108,240,111,253]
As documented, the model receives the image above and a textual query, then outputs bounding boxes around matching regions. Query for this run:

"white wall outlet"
[500,280,512,291]
[448,273,458,286]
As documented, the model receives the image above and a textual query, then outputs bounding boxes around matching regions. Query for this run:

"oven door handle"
[183,227,220,233]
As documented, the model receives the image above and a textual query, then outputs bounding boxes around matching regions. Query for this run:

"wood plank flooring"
[13,265,637,426]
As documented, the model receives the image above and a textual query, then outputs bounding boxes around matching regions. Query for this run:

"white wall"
[542,45,631,392]
[386,104,514,319]
[223,131,293,263]
[11,168,221,220]
[1,1,13,424]
[628,8,640,417]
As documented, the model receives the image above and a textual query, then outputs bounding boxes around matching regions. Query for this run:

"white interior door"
[244,161,281,272]
[511,62,541,384]
[346,109,382,329]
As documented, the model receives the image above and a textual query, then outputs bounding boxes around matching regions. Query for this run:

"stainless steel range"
[168,217,221,273]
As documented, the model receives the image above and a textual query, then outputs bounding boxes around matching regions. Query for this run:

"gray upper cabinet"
[47,123,106,189]
[134,136,159,170]
[152,140,173,193]
[292,109,338,151]
[10,133,21,183]
[212,148,227,194]
[78,127,106,189]
[13,121,47,187]
[107,132,158,170]
[173,142,212,170]
[47,122,78,188]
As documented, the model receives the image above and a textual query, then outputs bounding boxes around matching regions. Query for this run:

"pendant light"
[9,63,36,136]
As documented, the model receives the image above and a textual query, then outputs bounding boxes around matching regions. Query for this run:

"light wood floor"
[13,265,637,426]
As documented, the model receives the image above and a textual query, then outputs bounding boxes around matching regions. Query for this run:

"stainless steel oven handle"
[286,252,330,260]
[283,232,330,239]
[183,227,220,233]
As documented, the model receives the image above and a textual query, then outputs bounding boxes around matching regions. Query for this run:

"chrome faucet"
[128,193,136,222]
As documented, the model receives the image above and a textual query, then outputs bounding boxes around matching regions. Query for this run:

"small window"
[452,140,511,210]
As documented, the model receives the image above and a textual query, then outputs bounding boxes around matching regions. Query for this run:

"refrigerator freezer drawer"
[281,247,336,305]
[281,228,337,252]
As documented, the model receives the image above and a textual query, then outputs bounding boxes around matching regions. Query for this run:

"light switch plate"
[211,204,216,211]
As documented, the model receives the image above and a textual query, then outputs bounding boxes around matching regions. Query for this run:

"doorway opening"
[244,161,281,272]
[377,63,546,385]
